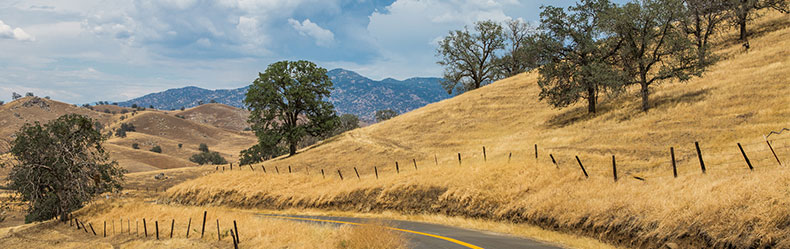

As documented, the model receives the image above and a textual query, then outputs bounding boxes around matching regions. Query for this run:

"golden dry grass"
[174,103,251,131]
[164,11,790,249]
[0,197,407,249]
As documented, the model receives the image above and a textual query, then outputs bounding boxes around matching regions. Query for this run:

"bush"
[132,143,139,149]
[150,145,162,153]
[103,109,111,114]
[199,143,209,153]
[180,107,185,111]
[131,104,138,108]
[178,143,183,149]
[190,151,228,165]
[120,109,128,114]
[114,129,126,138]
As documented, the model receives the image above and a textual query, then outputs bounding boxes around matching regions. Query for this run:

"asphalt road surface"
[259,214,563,249]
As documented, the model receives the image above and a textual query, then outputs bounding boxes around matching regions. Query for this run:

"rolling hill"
[118,69,450,121]
[0,97,256,173]
[165,12,790,249]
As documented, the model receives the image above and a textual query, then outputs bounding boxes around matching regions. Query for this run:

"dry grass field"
[0,197,407,249]
[163,11,790,248]
[174,103,252,131]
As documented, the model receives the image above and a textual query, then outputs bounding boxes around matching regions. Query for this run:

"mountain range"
[118,69,451,121]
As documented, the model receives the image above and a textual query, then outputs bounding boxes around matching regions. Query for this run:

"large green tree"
[244,60,337,157]
[727,0,787,41]
[436,20,505,94]
[680,0,729,67]
[536,0,624,114]
[497,19,541,77]
[3,114,125,222]
[611,0,702,112]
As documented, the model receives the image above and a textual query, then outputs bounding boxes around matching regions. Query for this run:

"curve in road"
[259,214,563,249]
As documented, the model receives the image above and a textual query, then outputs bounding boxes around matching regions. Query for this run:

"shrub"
[199,143,209,153]
[150,145,162,153]
[190,151,228,165]
[178,143,183,149]
[132,143,139,149]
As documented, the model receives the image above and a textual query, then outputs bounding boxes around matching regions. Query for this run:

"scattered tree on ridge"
[150,145,162,153]
[611,0,703,112]
[726,0,788,41]
[680,0,729,68]
[375,109,398,122]
[198,143,209,153]
[535,0,625,114]
[497,19,542,78]
[12,92,21,100]
[243,60,338,157]
[335,114,360,135]
[2,114,125,222]
[436,20,505,94]
[189,144,228,165]
[25,92,34,97]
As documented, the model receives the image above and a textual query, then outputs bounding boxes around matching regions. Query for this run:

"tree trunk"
[288,142,297,156]
[640,82,650,112]
[739,19,747,41]
[586,87,597,114]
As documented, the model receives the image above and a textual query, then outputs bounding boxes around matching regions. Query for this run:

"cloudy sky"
[0,0,581,104]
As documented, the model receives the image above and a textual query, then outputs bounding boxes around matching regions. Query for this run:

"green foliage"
[726,0,788,41]
[131,104,138,108]
[114,129,126,138]
[190,151,228,165]
[437,20,505,94]
[611,0,703,111]
[335,114,360,135]
[496,19,542,78]
[12,92,22,100]
[25,92,34,97]
[244,60,338,156]
[199,143,209,153]
[180,106,185,111]
[115,123,135,138]
[375,109,398,122]
[132,143,139,149]
[103,109,111,114]
[535,0,625,114]
[680,0,728,69]
[150,145,162,153]
[4,114,125,222]
[178,143,183,149]
[148,105,154,109]
[0,100,4,105]
[210,99,217,103]
[239,143,283,165]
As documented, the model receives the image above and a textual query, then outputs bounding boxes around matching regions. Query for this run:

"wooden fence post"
[413,159,418,170]
[374,166,378,179]
[483,146,487,162]
[354,167,360,180]
[288,165,292,174]
[434,154,438,165]
[575,156,589,178]
[249,165,254,171]
[201,211,207,238]
[535,144,538,160]
[186,218,191,238]
[671,147,677,178]
[170,219,174,238]
[275,166,280,174]
[136,219,138,237]
[104,220,106,237]
[143,219,148,237]
[765,137,783,166]
[737,143,754,171]
[81,220,89,234]
[216,219,221,241]
[321,169,325,179]
[337,169,344,180]
[395,161,400,174]
[230,229,239,249]
[89,223,97,236]
[612,155,617,182]
[549,154,558,168]
[155,220,159,240]
[230,164,233,170]
[458,153,462,165]
[695,141,706,174]
[508,152,512,164]
[233,220,239,244]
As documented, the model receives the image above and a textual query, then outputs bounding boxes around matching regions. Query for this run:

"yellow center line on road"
[260,214,484,249]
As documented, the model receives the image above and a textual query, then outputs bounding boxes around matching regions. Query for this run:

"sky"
[0,0,584,104]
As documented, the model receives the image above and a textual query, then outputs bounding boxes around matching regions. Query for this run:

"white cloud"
[0,20,35,41]
[288,18,335,47]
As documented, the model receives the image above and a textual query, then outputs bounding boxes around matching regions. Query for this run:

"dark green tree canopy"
[4,114,125,222]
[536,0,625,114]
[375,109,399,123]
[244,60,338,157]
[335,114,360,135]
[437,20,505,94]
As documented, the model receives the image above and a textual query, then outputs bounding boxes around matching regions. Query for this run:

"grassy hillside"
[173,103,251,131]
[165,12,790,248]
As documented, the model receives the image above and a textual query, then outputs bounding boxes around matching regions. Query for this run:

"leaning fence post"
[337,169,344,180]
[288,165,292,174]
[233,220,239,244]
[89,223,97,236]
[216,219,221,241]
[765,136,783,166]
[508,152,512,164]
[249,165,254,171]
[230,229,239,249]
[186,218,191,238]
[374,166,379,179]
[395,161,400,174]
[321,169,325,179]
[671,147,677,178]
[143,219,148,237]
[483,146,487,162]
[170,219,174,238]
[413,159,418,170]
[612,155,617,182]
[695,141,706,174]
[434,154,438,165]
[575,156,589,178]
[458,153,462,165]
[534,144,538,161]
[737,143,754,171]
[201,211,207,238]
[275,166,280,174]
[549,154,558,168]
[262,165,266,173]
[155,220,159,240]
[353,167,360,180]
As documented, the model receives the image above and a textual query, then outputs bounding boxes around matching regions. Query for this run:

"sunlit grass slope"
[167,12,790,248]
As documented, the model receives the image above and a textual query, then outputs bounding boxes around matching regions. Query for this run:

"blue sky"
[0,0,586,104]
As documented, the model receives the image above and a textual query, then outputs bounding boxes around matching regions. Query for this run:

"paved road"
[259,214,563,249]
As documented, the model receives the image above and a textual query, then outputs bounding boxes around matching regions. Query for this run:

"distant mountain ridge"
[118,69,451,121]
